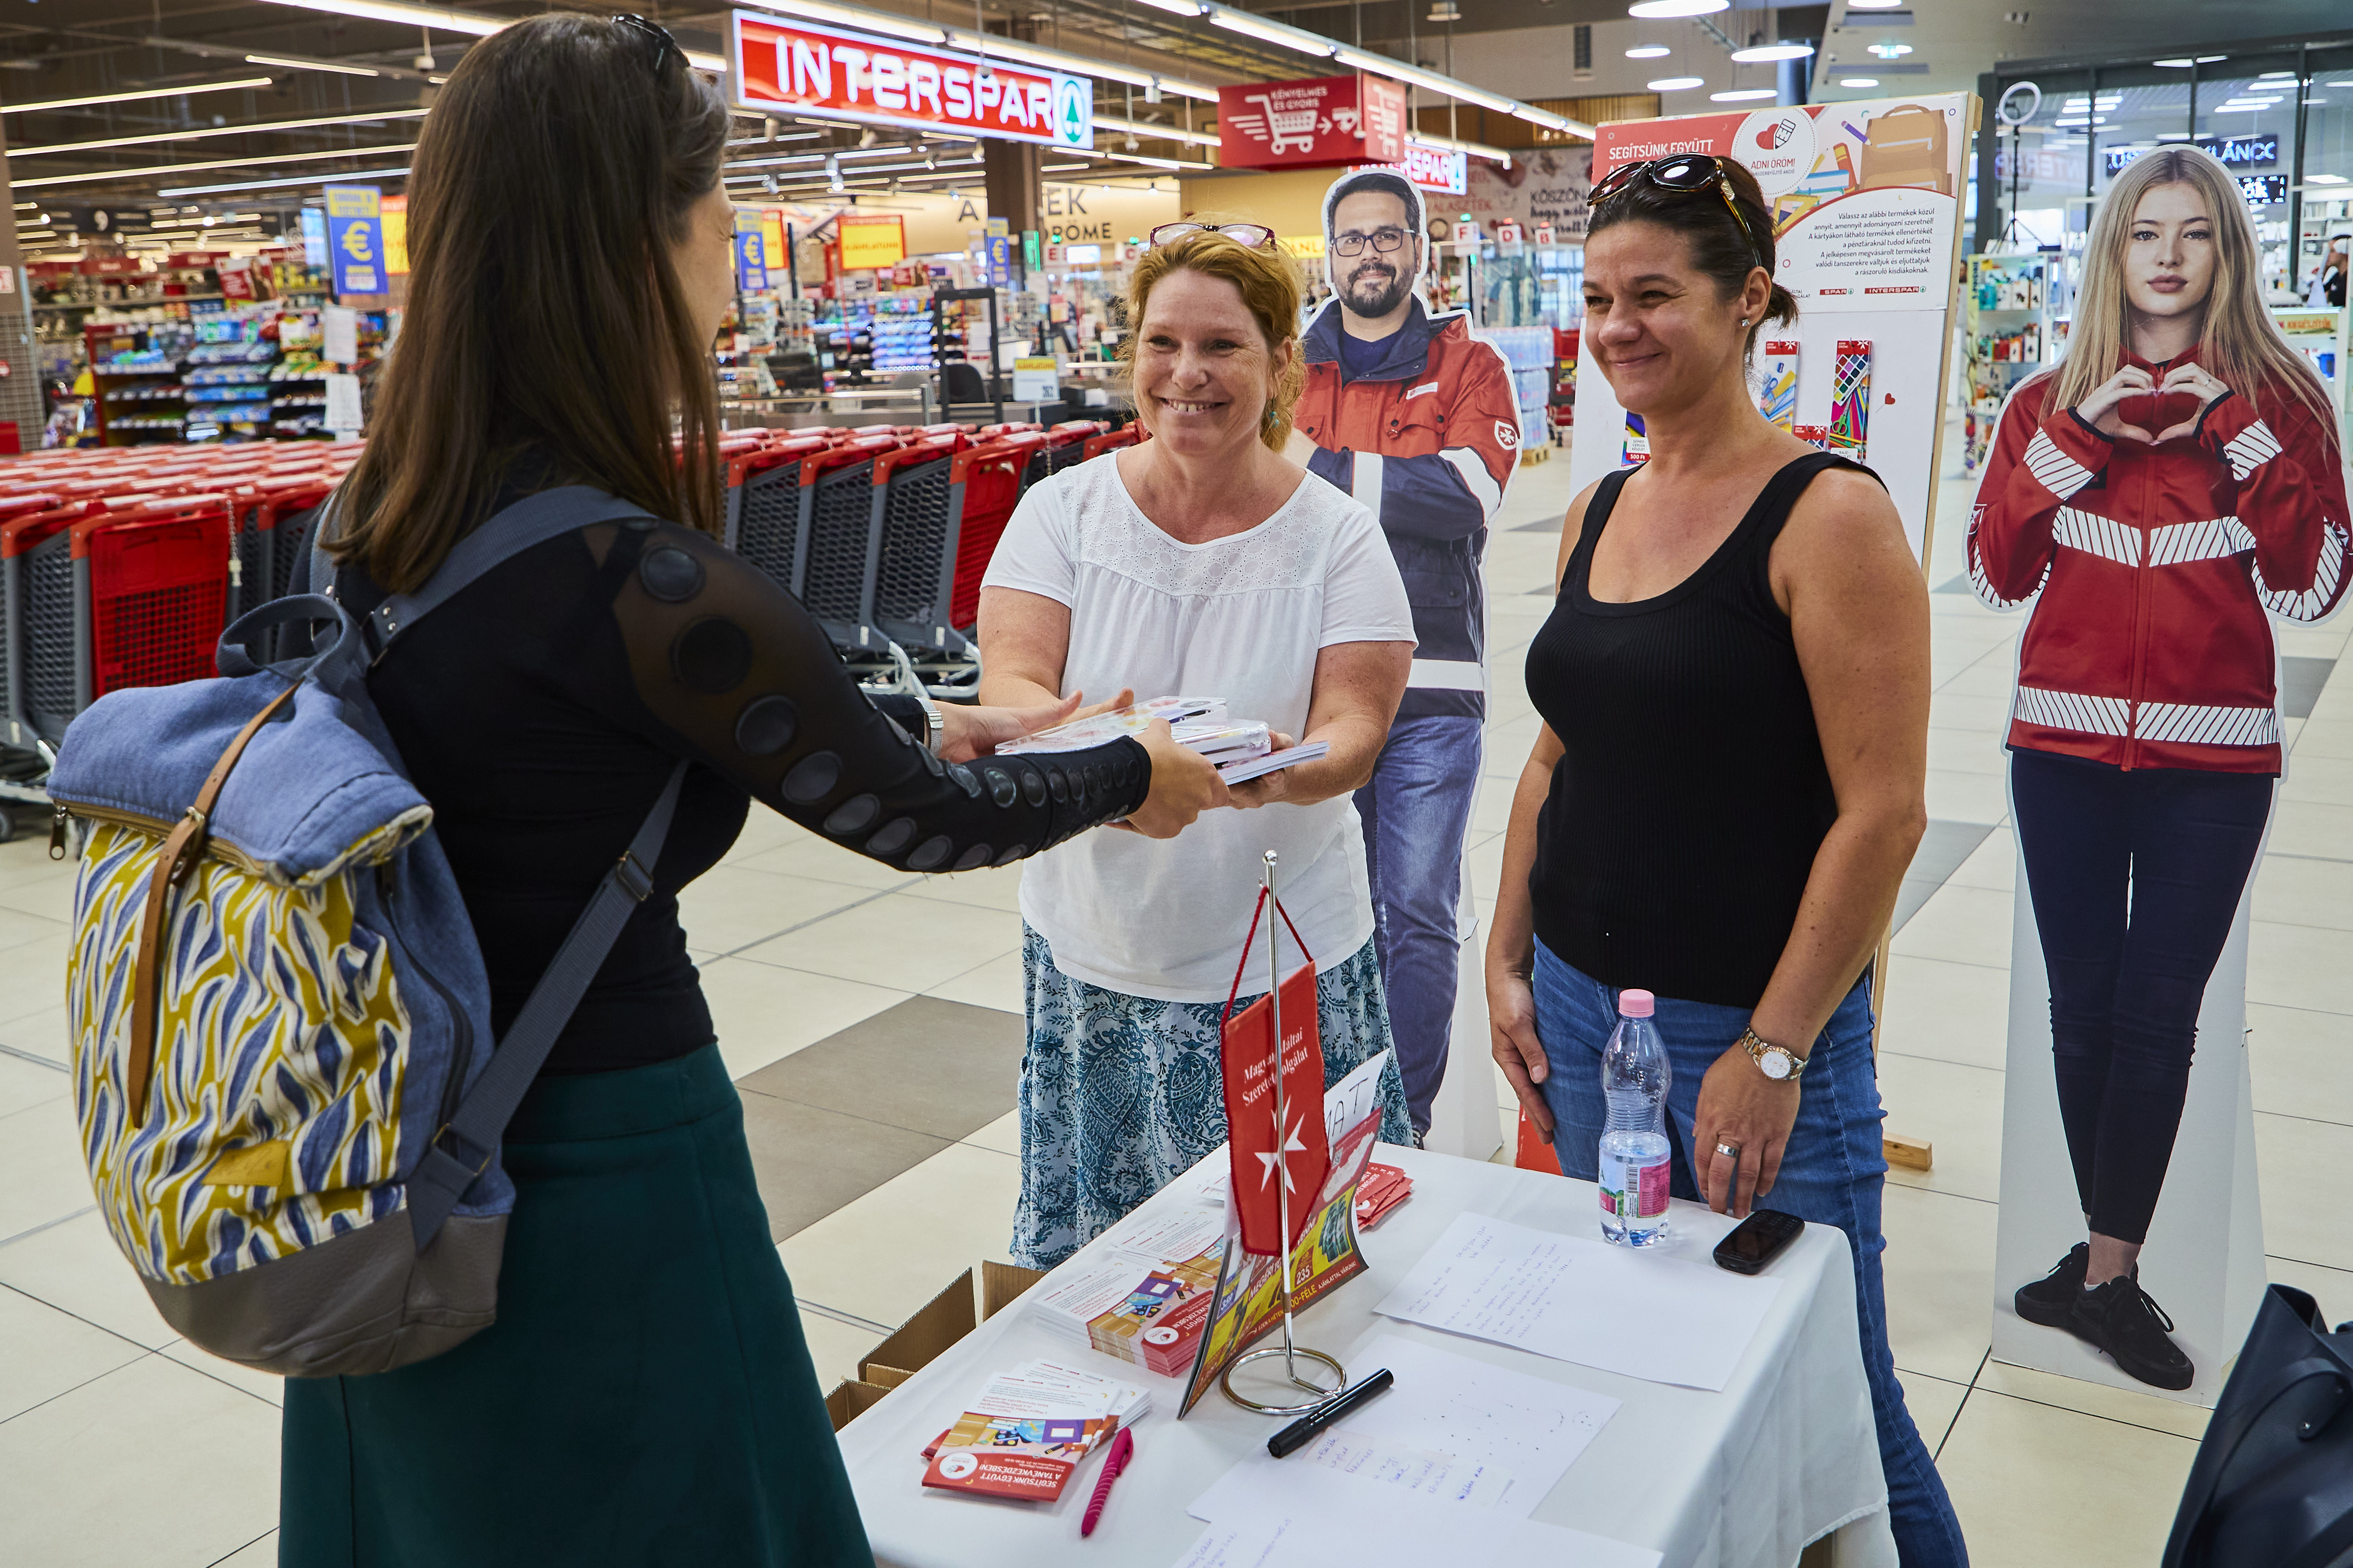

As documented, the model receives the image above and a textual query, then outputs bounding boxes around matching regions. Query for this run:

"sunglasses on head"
[1590,154,1769,273]
[1149,221,1277,251]
[612,12,684,76]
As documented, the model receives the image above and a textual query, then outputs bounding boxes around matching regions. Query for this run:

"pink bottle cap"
[1618,989,1656,1018]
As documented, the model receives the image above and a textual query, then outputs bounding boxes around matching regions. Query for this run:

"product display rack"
[1961,253,2064,473]
[85,323,192,446]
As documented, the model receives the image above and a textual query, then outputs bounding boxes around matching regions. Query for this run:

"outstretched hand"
[935,687,1135,764]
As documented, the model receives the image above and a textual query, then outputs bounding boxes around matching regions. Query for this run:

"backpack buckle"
[430,1124,495,1179]
[614,849,654,902]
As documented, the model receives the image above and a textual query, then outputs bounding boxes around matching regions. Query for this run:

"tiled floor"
[4,423,2350,1566]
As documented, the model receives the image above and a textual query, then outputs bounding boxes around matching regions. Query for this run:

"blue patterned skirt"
[1013,926,1413,1269]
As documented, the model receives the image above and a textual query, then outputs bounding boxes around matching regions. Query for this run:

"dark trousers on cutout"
[2009,747,2273,1246]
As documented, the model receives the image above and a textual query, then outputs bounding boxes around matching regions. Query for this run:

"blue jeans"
[1354,713,1484,1133]
[1534,943,1969,1568]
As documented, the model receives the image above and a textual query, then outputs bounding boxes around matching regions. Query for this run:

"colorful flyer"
[1792,424,1830,451]
[1178,1093,1385,1417]
[1830,339,1872,460]
[1758,340,1800,431]
[1622,411,1649,467]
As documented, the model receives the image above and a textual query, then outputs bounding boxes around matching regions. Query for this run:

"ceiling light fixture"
[1846,0,1905,9]
[1209,10,1338,56]
[159,165,411,197]
[1,77,276,115]
[1866,43,1913,58]
[1730,44,1813,62]
[1625,45,1671,58]
[2151,55,2226,66]
[1130,0,1207,14]
[2258,70,2297,78]
[1712,88,1778,101]
[1627,0,1726,16]
[245,52,380,77]
[1840,77,1880,87]
[1648,75,1705,90]
[10,107,429,160]
[249,0,726,69]
[13,141,420,191]
[2307,173,2349,184]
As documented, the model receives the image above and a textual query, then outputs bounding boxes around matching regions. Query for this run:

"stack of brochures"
[1029,1206,1230,1378]
[999,697,1329,784]
[919,1358,1150,1502]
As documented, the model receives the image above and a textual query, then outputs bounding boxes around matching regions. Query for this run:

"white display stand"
[1425,846,1505,1162]
[1989,833,2270,1407]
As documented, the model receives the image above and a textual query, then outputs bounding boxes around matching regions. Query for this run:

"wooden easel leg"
[1871,923,1935,1173]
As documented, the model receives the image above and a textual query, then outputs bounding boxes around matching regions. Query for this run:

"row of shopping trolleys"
[0,415,1140,771]
[720,416,1141,663]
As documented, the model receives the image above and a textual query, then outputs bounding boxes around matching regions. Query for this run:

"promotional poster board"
[1461,147,1592,245]
[1566,95,1977,565]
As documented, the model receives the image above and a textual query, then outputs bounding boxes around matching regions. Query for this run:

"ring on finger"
[1715,1142,1740,1159]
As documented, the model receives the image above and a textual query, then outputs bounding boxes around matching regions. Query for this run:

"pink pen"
[1080,1426,1135,1538]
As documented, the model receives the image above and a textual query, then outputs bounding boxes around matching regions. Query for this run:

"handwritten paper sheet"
[1371,1213,1783,1392]
[1172,1460,1661,1568]
[1189,1333,1618,1523]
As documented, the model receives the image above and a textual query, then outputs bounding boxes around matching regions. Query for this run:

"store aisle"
[2,431,2350,1566]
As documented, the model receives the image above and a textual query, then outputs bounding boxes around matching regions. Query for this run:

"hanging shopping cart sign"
[1219,74,1408,170]
[727,11,1093,150]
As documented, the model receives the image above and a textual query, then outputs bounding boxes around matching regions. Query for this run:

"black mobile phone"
[1714,1209,1804,1275]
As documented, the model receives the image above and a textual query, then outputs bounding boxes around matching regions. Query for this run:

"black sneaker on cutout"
[2070,1274,2195,1391]
[2013,1243,2090,1327]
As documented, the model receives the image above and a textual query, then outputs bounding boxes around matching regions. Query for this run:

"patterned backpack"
[46,487,682,1377]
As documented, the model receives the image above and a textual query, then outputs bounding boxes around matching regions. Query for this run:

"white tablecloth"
[836,1147,1897,1568]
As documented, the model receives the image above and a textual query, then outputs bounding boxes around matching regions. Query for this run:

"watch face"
[1760,1049,1793,1080]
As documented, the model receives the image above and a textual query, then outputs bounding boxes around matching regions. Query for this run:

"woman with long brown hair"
[1975,146,2349,1390]
[279,16,1222,1562]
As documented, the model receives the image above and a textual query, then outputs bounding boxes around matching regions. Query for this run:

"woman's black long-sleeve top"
[343,497,1147,1075]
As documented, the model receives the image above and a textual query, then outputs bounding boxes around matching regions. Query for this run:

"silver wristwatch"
[910,691,945,754]
[1738,1026,1808,1082]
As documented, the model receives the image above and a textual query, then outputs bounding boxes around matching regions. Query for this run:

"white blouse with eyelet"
[982,450,1415,1002]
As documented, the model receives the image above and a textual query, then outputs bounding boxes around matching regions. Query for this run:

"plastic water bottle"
[1598,989,1672,1247]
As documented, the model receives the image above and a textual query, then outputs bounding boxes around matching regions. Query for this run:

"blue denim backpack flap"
[45,486,679,1378]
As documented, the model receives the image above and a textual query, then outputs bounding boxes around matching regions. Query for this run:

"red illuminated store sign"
[728,11,1093,149]
[1218,74,1408,170]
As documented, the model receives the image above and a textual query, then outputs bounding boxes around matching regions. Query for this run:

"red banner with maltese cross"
[1219,890,1331,1256]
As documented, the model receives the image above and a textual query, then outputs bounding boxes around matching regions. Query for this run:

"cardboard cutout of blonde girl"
[1972,146,2349,1392]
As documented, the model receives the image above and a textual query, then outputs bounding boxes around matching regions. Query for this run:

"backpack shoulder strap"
[404,756,690,1252]
[308,483,657,654]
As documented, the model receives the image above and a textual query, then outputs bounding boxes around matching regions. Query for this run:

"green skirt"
[280,1044,869,1567]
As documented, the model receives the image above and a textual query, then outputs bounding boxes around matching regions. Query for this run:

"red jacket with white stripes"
[1969,350,2349,774]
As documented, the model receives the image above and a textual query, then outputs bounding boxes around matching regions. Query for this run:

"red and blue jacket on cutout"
[1293,297,1521,720]
[1968,349,2350,774]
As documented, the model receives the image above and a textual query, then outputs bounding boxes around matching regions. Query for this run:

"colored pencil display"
[1830,339,1872,460]
[1758,340,1800,431]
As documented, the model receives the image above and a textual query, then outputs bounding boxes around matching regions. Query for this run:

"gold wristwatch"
[1738,1026,1808,1082]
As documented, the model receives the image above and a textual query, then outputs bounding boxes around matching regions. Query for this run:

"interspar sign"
[728,11,1092,149]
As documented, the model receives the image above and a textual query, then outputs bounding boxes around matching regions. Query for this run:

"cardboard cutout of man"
[1284,168,1521,1136]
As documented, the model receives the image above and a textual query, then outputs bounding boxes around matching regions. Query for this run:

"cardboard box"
[824,1379,891,1431]
[857,1261,1050,1389]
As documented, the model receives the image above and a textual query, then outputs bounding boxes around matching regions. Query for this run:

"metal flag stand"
[1221,849,1347,1416]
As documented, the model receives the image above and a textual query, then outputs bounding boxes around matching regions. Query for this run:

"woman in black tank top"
[1488,157,1965,1564]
